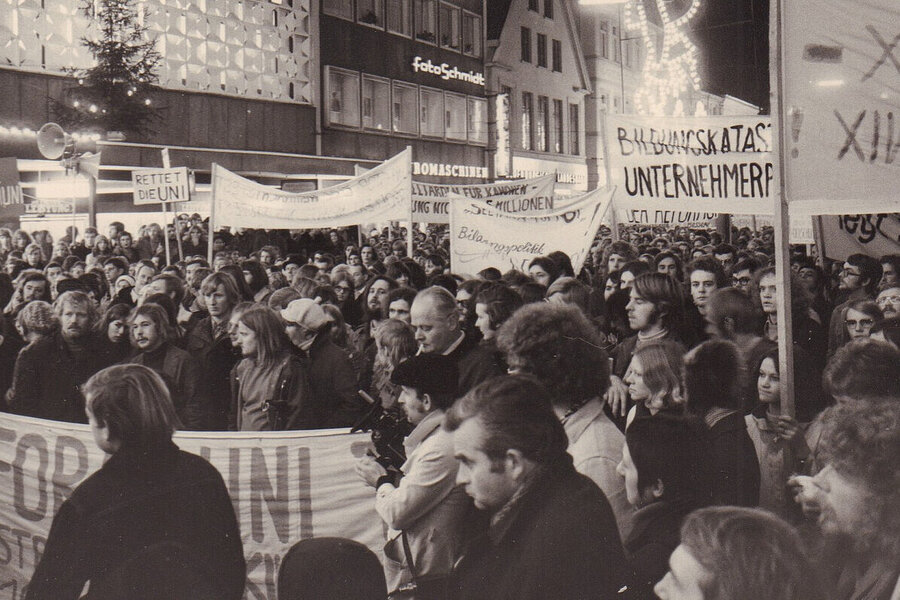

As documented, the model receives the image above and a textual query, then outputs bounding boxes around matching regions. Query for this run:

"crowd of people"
[2,216,897,600]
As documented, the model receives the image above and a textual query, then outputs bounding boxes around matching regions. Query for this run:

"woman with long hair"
[370,319,417,409]
[623,340,685,429]
[99,302,133,358]
[230,305,310,431]
[26,364,245,600]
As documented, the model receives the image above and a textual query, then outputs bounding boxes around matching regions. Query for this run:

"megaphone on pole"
[36,123,75,161]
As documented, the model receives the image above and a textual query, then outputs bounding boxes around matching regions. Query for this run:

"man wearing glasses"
[827,254,883,356]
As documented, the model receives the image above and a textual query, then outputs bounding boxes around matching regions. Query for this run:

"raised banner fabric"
[212,148,412,229]
[780,0,900,214]
[411,174,556,223]
[0,413,383,600]
[449,187,614,276]
[818,214,900,261]
[605,115,775,220]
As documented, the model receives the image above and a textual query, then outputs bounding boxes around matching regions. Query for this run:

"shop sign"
[412,56,485,87]
[412,161,488,179]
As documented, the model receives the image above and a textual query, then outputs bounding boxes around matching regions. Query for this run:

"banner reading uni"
[212,148,412,229]
[449,187,614,276]
[0,413,383,600]
[780,0,900,215]
[604,115,775,219]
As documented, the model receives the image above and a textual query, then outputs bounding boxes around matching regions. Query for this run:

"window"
[521,27,531,63]
[362,75,390,130]
[415,0,437,43]
[439,3,460,50]
[462,12,481,56]
[612,25,620,63]
[357,0,384,26]
[387,0,412,36]
[521,92,533,151]
[392,81,418,134]
[445,92,467,140]
[536,95,549,151]
[326,67,360,127]
[528,0,539,11]
[569,103,579,154]
[536,34,547,68]
[420,87,444,137]
[552,39,562,72]
[599,21,609,59]
[624,39,633,68]
[467,96,487,144]
[552,99,563,153]
[544,0,553,19]
[323,0,353,19]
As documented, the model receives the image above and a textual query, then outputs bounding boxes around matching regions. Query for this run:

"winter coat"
[229,352,311,430]
[305,333,365,428]
[183,317,240,430]
[128,342,206,430]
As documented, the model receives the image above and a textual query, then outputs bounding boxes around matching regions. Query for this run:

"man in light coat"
[356,354,473,597]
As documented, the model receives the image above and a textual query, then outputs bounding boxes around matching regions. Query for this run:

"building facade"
[319,0,489,184]
[485,0,591,193]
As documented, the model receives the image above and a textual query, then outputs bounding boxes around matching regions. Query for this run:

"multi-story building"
[485,0,592,193]
[319,0,489,184]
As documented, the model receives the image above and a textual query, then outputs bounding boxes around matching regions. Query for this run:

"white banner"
[605,115,775,216]
[132,167,190,205]
[818,214,900,261]
[781,0,900,214]
[731,214,816,244]
[0,413,382,600]
[411,174,556,224]
[212,148,412,229]
[449,187,614,275]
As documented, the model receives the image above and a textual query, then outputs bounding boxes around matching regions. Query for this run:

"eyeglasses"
[877,295,900,305]
[732,277,751,286]
[845,318,875,328]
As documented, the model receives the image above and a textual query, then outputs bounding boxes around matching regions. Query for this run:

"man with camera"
[355,354,473,599]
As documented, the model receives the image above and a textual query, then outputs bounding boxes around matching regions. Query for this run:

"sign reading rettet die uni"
[131,167,190,205]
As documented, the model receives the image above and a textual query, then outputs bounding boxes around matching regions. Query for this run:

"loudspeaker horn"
[36,123,75,160]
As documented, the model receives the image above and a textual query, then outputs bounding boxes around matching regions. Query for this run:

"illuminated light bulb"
[144,98,151,105]
[127,89,133,96]
[73,100,80,107]
[89,104,98,113]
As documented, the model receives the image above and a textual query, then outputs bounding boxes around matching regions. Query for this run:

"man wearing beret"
[355,354,474,598]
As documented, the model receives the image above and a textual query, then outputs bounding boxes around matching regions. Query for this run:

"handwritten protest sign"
[780,0,900,213]
[0,413,382,600]
[411,174,556,223]
[212,148,411,229]
[449,187,614,275]
[131,167,190,205]
[818,214,900,261]
[605,115,774,218]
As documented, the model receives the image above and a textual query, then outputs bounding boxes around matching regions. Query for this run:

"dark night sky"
[690,0,770,112]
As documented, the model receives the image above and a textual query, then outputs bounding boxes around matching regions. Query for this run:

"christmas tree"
[51,0,161,138]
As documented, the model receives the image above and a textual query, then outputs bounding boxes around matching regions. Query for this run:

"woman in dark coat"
[26,364,245,600]
[616,415,714,599]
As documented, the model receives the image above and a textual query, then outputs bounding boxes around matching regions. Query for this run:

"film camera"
[351,391,413,471]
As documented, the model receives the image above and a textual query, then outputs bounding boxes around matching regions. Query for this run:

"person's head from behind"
[654,506,816,600]
[474,282,523,341]
[627,273,685,335]
[410,286,460,354]
[704,287,761,340]
[545,277,590,315]
[444,374,569,512]
[55,290,98,341]
[624,340,685,415]
[83,364,179,454]
[16,300,57,342]
[683,340,742,416]
[618,415,713,509]
[823,338,900,403]
[812,400,900,557]
[374,319,417,371]
[497,302,609,410]
[391,354,459,425]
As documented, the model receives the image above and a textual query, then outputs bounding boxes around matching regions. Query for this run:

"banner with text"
[411,174,556,223]
[449,187,614,275]
[781,0,900,214]
[132,167,191,205]
[818,214,900,261]
[0,157,24,224]
[212,148,411,229]
[605,115,774,218]
[0,413,382,600]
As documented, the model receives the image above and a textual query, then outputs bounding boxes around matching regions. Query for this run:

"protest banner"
[0,413,383,600]
[449,187,614,275]
[604,114,775,218]
[411,174,556,223]
[732,214,816,244]
[211,148,411,230]
[0,158,24,224]
[817,214,900,261]
[131,167,190,205]
[780,0,900,214]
